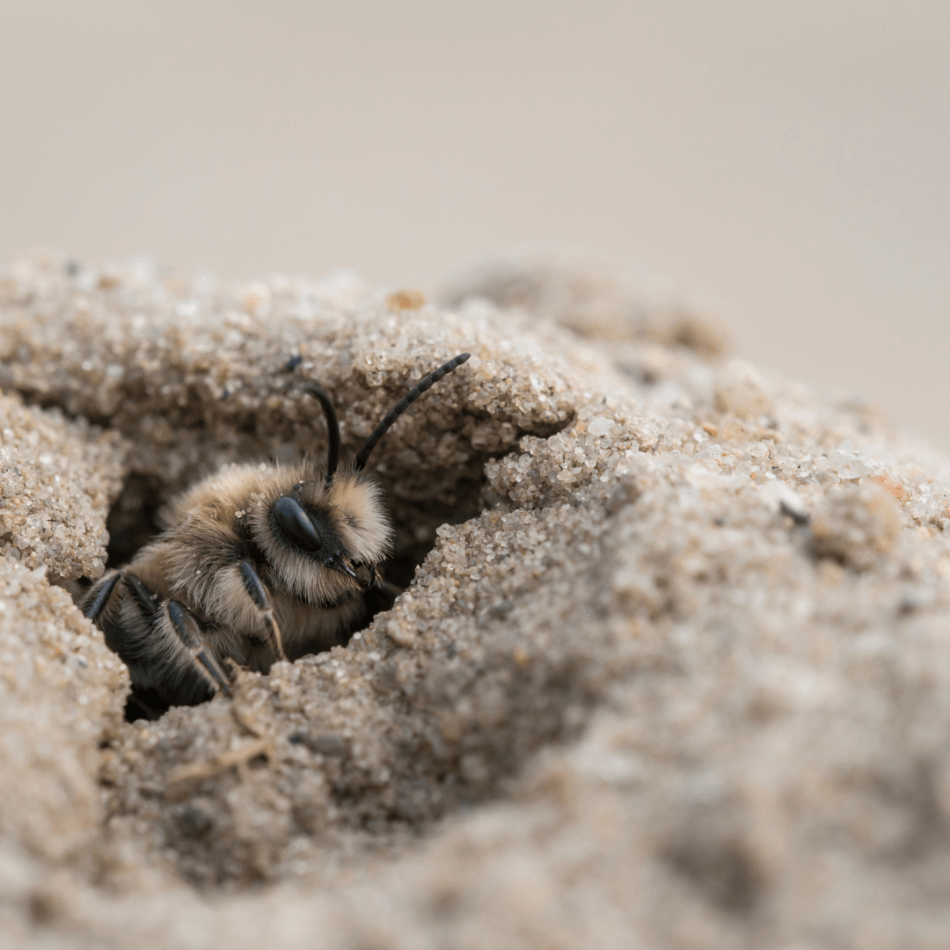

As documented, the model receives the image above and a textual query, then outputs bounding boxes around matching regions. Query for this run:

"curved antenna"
[303,384,341,484]
[354,353,471,471]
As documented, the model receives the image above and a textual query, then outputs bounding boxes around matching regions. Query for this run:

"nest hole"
[100,460,490,723]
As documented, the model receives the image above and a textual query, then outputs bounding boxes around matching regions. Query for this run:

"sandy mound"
[1,253,949,948]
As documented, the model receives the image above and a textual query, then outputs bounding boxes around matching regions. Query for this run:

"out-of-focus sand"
[1,2,948,447]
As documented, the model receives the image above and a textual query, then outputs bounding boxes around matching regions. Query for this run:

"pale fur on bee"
[83,352,471,718]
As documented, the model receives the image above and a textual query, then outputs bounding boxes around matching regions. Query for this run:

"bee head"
[259,353,470,603]
[267,473,391,592]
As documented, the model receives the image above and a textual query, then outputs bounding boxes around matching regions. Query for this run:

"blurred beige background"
[1,1,947,448]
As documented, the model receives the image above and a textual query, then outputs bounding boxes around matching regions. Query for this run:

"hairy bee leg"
[83,570,124,622]
[166,600,232,697]
[124,572,160,615]
[238,561,288,662]
[85,570,161,626]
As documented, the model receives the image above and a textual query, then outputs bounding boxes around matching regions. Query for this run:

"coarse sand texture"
[2,252,950,948]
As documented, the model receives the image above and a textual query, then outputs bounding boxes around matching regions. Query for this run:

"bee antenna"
[353,353,471,471]
[303,384,341,484]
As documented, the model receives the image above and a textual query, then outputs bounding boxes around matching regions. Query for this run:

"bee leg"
[84,569,162,631]
[166,600,232,697]
[124,572,161,614]
[84,570,163,672]
[238,561,287,663]
[83,572,222,713]
[83,570,125,622]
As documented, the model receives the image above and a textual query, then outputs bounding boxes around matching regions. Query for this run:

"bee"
[83,353,471,719]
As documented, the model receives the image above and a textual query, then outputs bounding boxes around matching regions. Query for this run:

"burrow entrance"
[96,428,549,722]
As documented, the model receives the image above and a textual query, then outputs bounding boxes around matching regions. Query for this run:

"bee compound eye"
[272,496,323,552]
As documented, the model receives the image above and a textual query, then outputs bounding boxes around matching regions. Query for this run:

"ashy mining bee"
[83,353,471,719]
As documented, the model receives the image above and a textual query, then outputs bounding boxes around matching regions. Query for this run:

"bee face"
[247,467,393,608]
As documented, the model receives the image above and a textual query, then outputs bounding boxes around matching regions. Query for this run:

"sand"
[1,252,949,948]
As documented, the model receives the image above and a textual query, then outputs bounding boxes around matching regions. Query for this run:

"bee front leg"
[83,569,162,666]
[236,560,287,665]
[84,571,226,711]
[166,600,232,698]
[83,570,125,623]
